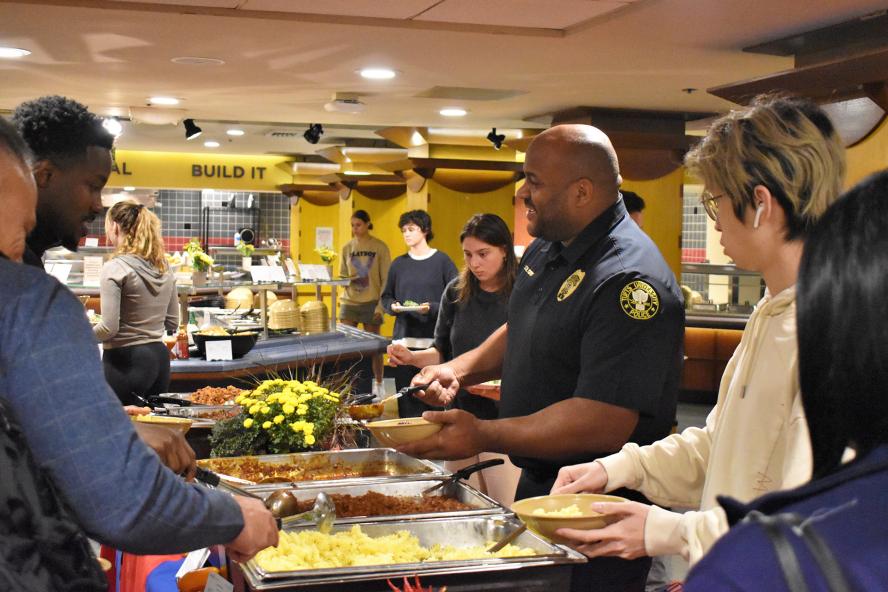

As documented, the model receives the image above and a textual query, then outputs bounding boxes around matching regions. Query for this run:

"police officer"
[399,124,684,592]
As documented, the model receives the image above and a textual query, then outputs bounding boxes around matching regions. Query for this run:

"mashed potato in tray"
[532,504,583,517]
[254,525,534,572]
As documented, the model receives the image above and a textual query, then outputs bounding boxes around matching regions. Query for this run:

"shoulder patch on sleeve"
[619,280,660,320]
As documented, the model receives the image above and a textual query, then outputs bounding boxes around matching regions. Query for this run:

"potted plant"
[314,246,337,280]
[184,238,214,286]
[237,241,255,269]
[209,377,355,457]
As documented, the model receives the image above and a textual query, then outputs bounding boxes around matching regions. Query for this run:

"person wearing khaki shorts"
[339,210,391,394]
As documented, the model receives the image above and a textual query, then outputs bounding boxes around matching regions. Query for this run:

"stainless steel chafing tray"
[241,515,586,589]
[197,448,446,489]
[255,477,503,524]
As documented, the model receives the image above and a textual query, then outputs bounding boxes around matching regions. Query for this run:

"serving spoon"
[277,492,336,533]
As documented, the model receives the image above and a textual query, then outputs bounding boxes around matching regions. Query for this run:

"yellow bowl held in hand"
[131,414,193,434]
[365,417,442,447]
[511,493,627,543]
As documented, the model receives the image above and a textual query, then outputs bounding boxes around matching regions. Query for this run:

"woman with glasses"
[549,95,846,568]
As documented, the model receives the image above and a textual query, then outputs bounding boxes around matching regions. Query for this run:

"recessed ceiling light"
[439,108,467,117]
[226,129,245,136]
[124,186,136,191]
[0,47,31,59]
[171,56,225,66]
[204,140,220,148]
[102,118,123,138]
[359,67,397,80]
[148,96,180,106]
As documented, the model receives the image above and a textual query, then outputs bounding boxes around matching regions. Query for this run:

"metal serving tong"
[421,458,504,496]
[194,466,264,500]
[347,383,432,406]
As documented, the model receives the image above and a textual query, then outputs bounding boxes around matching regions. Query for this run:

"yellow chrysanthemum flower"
[273,415,284,424]
[305,434,316,445]
[262,421,272,429]
[283,403,295,415]
[249,403,261,415]
[297,404,308,415]
[243,418,254,428]
[261,406,270,414]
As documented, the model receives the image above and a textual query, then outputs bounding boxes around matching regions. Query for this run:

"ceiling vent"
[324,92,366,113]
[414,86,527,101]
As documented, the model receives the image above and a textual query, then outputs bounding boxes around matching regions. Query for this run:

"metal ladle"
[278,492,336,533]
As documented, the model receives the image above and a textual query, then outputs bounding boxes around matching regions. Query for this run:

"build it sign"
[108,150,293,191]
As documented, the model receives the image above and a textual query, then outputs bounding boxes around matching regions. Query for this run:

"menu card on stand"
[204,340,233,361]
[82,256,104,287]
[46,263,72,284]
[249,266,287,283]
[297,264,330,281]
[284,258,298,280]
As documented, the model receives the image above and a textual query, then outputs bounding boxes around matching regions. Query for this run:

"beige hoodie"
[597,286,811,565]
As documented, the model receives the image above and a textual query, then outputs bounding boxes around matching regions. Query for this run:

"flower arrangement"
[314,246,337,264]
[184,238,215,271]
[209,378,345,457]
[236,241,255,257]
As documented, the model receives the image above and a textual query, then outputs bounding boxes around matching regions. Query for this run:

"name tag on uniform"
[523,265,535,277]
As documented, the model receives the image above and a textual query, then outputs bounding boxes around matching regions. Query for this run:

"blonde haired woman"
[551,95,845,567]
[94,201,178,405]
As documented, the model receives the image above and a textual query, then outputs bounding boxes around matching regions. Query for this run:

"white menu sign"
[204,340,233,361]
[82,256,104,287]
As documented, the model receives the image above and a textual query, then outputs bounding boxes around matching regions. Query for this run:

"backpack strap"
[745,510,852,592]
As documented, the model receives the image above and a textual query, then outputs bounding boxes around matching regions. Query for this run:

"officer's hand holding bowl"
[395,408,484,460]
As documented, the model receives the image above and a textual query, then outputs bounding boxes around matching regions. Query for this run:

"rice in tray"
[254,525,535,572]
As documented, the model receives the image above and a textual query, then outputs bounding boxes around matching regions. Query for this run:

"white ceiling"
[0,0,884,156]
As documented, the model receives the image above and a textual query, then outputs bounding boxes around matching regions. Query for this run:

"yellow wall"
[622,169,684,277]
[846,116,888,188]
[426,179,517,266]
[296,200,340,265]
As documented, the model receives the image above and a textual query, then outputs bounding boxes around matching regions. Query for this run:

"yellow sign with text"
[108,150,294,191]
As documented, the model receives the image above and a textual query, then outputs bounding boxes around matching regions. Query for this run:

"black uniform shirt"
[500,199,684,475]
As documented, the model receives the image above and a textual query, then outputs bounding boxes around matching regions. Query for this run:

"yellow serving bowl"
[511,493,627,543]
[365,417,442,447]
[132,414,193,434]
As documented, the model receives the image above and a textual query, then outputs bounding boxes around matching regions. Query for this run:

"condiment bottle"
[176,325,190,360]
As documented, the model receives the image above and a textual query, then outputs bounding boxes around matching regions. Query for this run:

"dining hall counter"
[169,325,388,392]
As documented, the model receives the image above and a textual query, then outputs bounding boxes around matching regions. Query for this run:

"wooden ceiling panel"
[241,0,437,19]
[417,0,629,29]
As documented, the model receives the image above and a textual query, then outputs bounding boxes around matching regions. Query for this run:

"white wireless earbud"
[753,204,764,229]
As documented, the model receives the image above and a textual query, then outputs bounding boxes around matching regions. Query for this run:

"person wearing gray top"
[94,201,178,405]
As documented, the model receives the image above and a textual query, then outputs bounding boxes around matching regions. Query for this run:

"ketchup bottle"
[176,326,190,360]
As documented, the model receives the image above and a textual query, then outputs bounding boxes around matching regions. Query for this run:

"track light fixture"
[183,118,202,140]
[303,123,324,144]
[486,127,506,150]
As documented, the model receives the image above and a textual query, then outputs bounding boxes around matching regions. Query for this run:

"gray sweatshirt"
[93,254,179,348]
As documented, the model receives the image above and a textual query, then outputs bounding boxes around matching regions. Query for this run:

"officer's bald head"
[530,124,622,197]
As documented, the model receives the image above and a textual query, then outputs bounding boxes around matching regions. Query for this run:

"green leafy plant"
[184,238,214,271]
[236,242,255,257]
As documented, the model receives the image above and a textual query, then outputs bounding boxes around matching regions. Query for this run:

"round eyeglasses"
[700,190,724,222]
